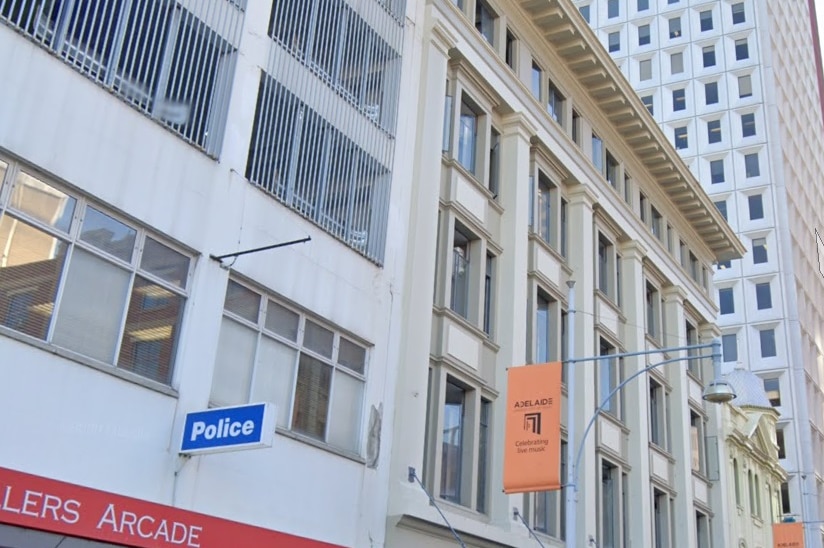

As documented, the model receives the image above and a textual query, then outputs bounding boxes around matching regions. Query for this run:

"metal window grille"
[0,0,243,157]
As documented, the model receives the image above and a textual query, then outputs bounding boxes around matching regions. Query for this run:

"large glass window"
[475,0,496,45]
[458,96,480,174]
[441,380,466,503]
[668,17,681,39]
[547,81,565,125]
[210,280,368,452]
[719,287,734,314]
[690,410,706,474]
[649,378,668,449]
[608,0,619,18]
[732,3,746,24]
[0,163,189,384]
[451,227,472,318]
[599,338,622,419]
[700,10,713,31]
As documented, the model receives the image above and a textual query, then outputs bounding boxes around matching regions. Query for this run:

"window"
[671,52,684,74]
[760,328,777,357]
[483,254,494,335]
[0,165,190,384]
[707,119,722,143]
[458,96,479,174]
[441,379,465,503]
[686,321,700,377]
[748,194,764,220]
[748,470,757,515]
[722,333,738,362]
[599,338,622,418]
[639,24,651,46]
[649,378,668,448]
[606,153,619,188]
[592,134,604,171]
[560,198,569,258]
[579,4,591,22]
[451,227,472,318]
[735,38,749,60]
[781,482,791,514]
[715,200,727,219]
[0,0,241,158]
[651,207,663,240]
[608,31,621,52]
[653,488,672,548]
[674,126,688,149]
[739,74,753,97]
[669,17,681,39]
[640,193,648,224]
[211,281,367,452]
[753,237,768,264]
[719,287,735,314]
[476,398,491,513]
[776,426,786,458]
[608,0,619,18]
[703,46,716,67]
[690,410,706,474]
[711,159,725,183]
[717,259,732,270]
[732,3,746,24]
[696,512,711,548]
[756,282,772,309]
[745,153,760,177]
[640,59,652,81]
[600,461,622,546]
[638,0,649,10]
[443,86,453,153]
[489,128,500,196]
[547,81,565,125]
[537,173,555,244]
[598,234,615,296]
[642,95,654,114]
[646,282,660,338]
[742,112,756,137]
[572,110,581,145]
[475,0,496,45]
[532,441,568,539]
[734,459,742,506]
[532,61,543,99]
[764,377,781,406]
[705,81,719,104]
[673,88,686,111]
[505,29,517,70]
[700,10,713,31]
[535,293,563,365]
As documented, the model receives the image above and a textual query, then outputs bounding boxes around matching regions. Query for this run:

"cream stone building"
[387,0,743,546]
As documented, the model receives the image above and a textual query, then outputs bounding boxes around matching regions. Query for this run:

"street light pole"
[561,280,733,548]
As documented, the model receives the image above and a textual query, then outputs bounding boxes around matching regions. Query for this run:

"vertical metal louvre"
[0,0,245,158]
[246,0,406,265]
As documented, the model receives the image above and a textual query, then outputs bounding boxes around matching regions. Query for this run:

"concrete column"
[386,11,456,516]
[565,184,597,544]
[617,240,652,547]
[488,112,535,532]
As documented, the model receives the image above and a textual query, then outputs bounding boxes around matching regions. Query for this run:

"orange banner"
[503,362,562,494]
[774,522,804,548]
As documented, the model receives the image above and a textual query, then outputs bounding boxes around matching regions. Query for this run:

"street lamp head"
[702,379,737,404]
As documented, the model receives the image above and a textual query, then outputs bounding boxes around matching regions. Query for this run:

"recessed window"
[705,81,719,104]
[572,110,582,145]
[675,126,688,149]
[606,152,619,188]
[638,0,649,10]
[745,153,760,177]
[649,378,668,447]
[735,38,749,60]
[700,10,713,31]
[505,29,517,70]
[639,24,651,46]
[776,427,786,457]
[608,0,619,18]
[673,88,686,111]
[711,159,725,183]
[592,133,604,171]
[719,287,734,314]
[690,410,706,474]
[722,333,738,362]
[739,74,753,97]
[756,282,772,309]
[642,95,654,114]
[531,61,543,99]
[732,3,746,24]
[579,4,591,22]
[646,281,661,338]
[753,237,768,264]
[458,96,479,174]
[640,59,652,81]
[547,81,565,124]
[742,112,756,137]
[714,199,727,219]
[489,127,500,196]
[475,0,496,45]
[609,31,621,52]
[669,17,682,39]
[671,52,684,74]
[760,328,777,357]
[703,46,716,67]
[441,379,466,504]
[707,119,722,143]
[451,227,473,317]
[483,254,495,335]
[748,194,764,220]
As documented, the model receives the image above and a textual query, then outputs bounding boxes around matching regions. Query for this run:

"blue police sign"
[180,402,275,455]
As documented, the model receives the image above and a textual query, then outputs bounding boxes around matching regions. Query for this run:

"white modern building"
[580,0,824,544]
[386,0,744,546]
[0,0,416,546]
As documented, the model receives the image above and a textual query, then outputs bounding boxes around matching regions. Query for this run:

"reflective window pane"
[80,207,136,262]
[252,336,297,427]
[327,371,364,452]
[140,237,189,288]
[52,248,131,363]
[292,353,332,439]
[0,216,68,339]
[224,280,260,322]
[117,276,184,383]
[265,299,299,340]
[338,337,366,374]
[304,320,334,358]
[210,317,256,406]
[10,172,76,233]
